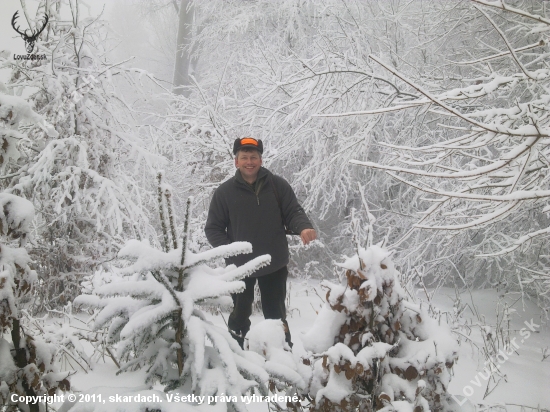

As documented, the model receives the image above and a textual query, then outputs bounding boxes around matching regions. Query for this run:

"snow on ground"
[62,279,549,411]
[430,287,550,410]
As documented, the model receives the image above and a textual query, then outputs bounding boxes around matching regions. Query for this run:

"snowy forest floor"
[64,281,549,411]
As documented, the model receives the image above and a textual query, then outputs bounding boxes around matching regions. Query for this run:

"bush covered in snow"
[302,245,459,412]
[0,95,69,411]
[75,195,276,411]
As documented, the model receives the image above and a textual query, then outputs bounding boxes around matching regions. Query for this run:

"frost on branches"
[302,246,459,412]
[347,1,550,306]
[0,99,68,411]
[0,1,162,310]
[75,195,274,411]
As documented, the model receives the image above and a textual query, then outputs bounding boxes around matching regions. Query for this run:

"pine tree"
[302,245,459,412]
[74,179,273,410]
[0,92,69,412]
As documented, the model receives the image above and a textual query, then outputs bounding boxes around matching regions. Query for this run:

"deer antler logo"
[11,11,49,54]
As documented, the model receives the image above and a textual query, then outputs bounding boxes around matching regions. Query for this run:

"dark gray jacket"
[205,167,313,277]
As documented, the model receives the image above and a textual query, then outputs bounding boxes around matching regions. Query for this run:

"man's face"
[235,149,262,182]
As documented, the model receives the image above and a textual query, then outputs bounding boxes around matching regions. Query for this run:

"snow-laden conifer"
[0,91,69,412]
[302,245,459,412]
[0,0,163,309]
[75,190,274,411]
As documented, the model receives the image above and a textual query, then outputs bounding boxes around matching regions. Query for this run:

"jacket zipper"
[255,178,264,206]
[241,174,264,206]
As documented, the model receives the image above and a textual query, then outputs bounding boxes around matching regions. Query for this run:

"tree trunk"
[173,0,195,97]
[12,318,40,412]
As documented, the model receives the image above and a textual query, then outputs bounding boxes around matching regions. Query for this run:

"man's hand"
[300,228,317,245]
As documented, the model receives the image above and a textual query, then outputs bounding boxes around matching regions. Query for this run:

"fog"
[0,0,174,83]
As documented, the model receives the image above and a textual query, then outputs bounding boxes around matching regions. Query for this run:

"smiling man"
[205,137,316,348]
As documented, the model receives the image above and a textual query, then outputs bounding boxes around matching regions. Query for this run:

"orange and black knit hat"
[233,137,263,155]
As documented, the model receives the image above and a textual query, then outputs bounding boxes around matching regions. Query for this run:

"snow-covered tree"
[173,0,197,97]
[0,0,163,308]
[302,245,459,411]
[74,192,274,410]
[155,1,470,280]
[158,1,550,314]
[0,93,69,412]
[347,0,550,308]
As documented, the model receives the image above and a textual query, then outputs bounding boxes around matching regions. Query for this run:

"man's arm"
[205,189,231,247]
[275,176,317,245]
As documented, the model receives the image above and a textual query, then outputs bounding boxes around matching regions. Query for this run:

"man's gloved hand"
[300,228,317,245]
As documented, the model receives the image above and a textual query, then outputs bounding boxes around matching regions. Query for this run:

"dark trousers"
[228,266,292,348]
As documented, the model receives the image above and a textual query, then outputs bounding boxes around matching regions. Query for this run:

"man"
[205,137,316,348]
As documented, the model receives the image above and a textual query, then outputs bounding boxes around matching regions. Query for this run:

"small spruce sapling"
[302,245,459,412]
[75,174,273,410]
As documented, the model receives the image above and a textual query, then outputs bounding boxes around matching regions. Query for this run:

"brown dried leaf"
[59,379,70,391]
[350,317,367,330]
[29,369,40,389]
[345,365,355,380]
[346,270,355,288]
[404,365,419,381]
[331,303,346,313]
[378,393,391,404]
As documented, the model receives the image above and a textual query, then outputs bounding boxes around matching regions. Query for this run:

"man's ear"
[234,157,238,167]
